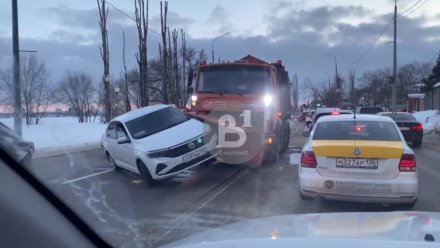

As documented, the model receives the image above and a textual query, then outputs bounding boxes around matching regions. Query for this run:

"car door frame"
[104,122,121,164]
[113,122,136,171]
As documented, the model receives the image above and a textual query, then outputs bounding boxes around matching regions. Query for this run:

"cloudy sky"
[1,0,440,99]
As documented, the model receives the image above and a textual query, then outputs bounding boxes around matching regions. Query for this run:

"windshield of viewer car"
[313,121,401,141]
[197,65,271,94]
[125,107,189,139]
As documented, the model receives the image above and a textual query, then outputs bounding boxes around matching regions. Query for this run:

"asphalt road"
[32,120,440,248]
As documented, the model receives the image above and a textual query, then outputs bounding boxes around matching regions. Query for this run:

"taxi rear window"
[313,121,401,141]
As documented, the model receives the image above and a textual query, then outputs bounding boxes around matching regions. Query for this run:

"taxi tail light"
[301,151,317,168]
[331,112,340,115]
[399,154,416,172]
[411,124,423,131]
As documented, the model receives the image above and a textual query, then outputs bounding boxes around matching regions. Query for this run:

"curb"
[33,142,102,159]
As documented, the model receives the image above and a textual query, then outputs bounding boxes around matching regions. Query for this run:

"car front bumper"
[145,135,221,180]
[299,168,418,204]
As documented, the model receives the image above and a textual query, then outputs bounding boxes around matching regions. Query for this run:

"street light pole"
[211,32,230,63]
[323,53,340,107]
[392,0,397,111]
[12,0,22,137]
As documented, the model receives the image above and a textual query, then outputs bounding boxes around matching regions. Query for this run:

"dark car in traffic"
[0,122,34,167]
[309,108,352,130]
[356,106,385,114]
[378,112,423,147]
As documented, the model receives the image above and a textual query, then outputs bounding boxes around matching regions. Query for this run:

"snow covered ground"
[413,110,440,135]
[0,117,107,157]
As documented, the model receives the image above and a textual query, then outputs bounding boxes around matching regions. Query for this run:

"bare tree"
[159,1,169,104]
[0,55,50,125]
[348,70,356,107]
[59,71,97,123]
[171,29,180,105]
[134,0,149,106]
[180,29,187,106]
[97,0,112,122]
[397,62,431,103]
[122,30,131,112]
[125,68,142,108]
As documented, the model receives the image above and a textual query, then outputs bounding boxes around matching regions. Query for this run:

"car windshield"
[2,0,440,247]
[125,107,189,139]
[197,65,271,93]
[313,121,401,141]
[382,113,417,122]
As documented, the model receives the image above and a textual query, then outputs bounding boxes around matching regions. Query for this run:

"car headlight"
[263,94,273,107]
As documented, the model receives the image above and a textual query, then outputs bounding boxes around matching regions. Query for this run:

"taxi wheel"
[106,152,122,171]
[401,199,417,209]
[299,190,313,201]
[137,160,158,187]
[412,140,422,148]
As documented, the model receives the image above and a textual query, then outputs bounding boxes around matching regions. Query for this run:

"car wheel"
[400,200,417,209]
[412,139,422,148]
[137,160,158,187]
[106,152,122,171]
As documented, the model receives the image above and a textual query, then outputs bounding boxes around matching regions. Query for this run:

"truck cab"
[185,55,291,167]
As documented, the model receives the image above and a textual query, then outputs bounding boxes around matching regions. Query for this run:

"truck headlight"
[191,95,198,106]
[263,94,273,107]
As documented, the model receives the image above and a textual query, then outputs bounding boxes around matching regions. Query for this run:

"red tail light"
[331,112,340,115]
[399,154,416,172]
[411,124,423,131]
[301,151,317,168]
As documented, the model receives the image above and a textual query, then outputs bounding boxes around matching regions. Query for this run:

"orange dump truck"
[184,55,291,167]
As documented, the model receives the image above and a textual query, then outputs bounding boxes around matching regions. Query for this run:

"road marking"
[61,168,114,184]
[150,169,248,247]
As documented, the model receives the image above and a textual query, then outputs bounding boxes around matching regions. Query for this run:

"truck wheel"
[280,121,290,153]
[264,140,279,165]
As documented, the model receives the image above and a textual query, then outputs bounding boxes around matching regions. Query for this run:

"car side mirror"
[187,86,193,94]
[303,130,311,137]
[117,136,130,144]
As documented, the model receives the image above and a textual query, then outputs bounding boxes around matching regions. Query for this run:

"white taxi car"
[299,114,418,207]
[101,105,220,186]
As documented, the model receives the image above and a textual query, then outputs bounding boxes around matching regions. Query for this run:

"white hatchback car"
[299,114,418,207]
[101,105,220,185]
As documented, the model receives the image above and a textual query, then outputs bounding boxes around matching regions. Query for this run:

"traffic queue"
[298,106,421,207]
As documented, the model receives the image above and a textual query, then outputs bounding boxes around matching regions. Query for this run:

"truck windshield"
[197,65,271,94]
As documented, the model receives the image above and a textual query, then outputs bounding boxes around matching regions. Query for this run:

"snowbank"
[0,117,107,156]
[413,110,440,135]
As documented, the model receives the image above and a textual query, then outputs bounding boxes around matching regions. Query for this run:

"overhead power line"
[351,0,430,67]
[106,1,161,36]
[398,0,424,17]
[351,17,393,66]
[402,0,429,17]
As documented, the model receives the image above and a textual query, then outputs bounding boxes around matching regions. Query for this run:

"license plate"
[183,147,208,163]
[336,158,378,169]
[399,127,410,130]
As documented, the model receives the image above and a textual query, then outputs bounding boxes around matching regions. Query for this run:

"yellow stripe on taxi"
[312,140,404,159]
